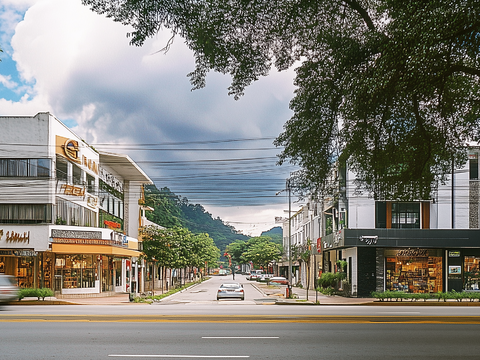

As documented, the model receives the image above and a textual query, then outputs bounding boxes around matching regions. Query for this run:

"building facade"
[279,148,480,297]
[0,113,152,296]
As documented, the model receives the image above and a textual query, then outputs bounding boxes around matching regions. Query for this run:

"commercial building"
[0,113,152,296]
[279,148,480,297]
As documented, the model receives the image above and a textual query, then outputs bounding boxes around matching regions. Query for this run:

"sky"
[0,0,299,236]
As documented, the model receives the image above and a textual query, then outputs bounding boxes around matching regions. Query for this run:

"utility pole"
[287,178,292,290]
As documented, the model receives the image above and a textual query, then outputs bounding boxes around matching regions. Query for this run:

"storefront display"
[385,249,443,293]
[464,256,480,290]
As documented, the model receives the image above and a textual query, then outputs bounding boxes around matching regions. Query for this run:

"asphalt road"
[2,275,480,359]
[2,322,480,359]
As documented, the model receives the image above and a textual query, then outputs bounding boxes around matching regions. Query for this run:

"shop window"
[464,256,480,290]
[55,254,96,290]
[385,250,443,293]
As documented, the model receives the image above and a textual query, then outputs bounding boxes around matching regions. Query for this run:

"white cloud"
[4,0,298,230]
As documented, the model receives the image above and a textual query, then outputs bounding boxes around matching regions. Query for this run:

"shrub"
[19,288,54,301]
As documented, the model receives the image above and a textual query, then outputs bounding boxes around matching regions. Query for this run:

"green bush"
[19,288,54,301]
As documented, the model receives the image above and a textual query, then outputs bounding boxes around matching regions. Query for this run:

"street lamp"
[276,178,292,294]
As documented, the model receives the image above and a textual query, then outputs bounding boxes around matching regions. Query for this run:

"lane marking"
[108,356,249,358]
[1,314,480,324]
[202,337,279,339]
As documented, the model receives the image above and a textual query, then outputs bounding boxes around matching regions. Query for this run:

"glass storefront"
[55,254,97,290]
[464,256,480,290]
[385,249,443,293]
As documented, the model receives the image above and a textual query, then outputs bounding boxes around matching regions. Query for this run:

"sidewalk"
[252,282,375,305]
[13,293,132,305]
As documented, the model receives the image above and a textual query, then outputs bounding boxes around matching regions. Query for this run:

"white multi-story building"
[0,113,152,296]
[279,149,480,297]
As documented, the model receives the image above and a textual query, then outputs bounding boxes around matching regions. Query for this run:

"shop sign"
[0,250,13,256]
[104,220,121,229]
[56,136,99,174]
[0,229,30,244]
[359,235,378,245]
[51,229,102,239]
[449,251,461,258]
[13,250,37,257]
[87,195,98,209]
[52,238,125,247]
[448,265,462,275]
[99,167,124,193]
[59,184,85,197]
[397,248,428,257]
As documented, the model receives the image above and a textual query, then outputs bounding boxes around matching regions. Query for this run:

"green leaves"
[141,225,220,269]
[83,0,480,199]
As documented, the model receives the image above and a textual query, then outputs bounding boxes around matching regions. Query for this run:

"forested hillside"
[261,227,283,245]
[144,185,249,252]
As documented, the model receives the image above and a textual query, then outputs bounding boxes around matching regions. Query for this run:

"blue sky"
[0,0,298,235]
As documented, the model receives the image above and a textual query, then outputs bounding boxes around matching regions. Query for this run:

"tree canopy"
[142,225,220,270]
[83,0,480,199]
[225,236,282,270]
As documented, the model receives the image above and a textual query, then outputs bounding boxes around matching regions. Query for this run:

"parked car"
[269,276,289,285]
[217,282,245,300]
[0,275,19,304]
[247,270,263,280]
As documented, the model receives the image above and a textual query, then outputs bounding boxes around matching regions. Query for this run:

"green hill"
[144,185,249,253]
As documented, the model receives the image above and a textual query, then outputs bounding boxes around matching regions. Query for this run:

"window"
[0,159,51,178]
[470,159,478,180]
[464,256,480,291]
[56,156,68,182]
[375,202,387,228]
[391,203,420,229]
[55,198,97,227]
[0,204,53,224]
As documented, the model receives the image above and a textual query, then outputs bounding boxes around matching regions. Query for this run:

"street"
[2,275,480,359]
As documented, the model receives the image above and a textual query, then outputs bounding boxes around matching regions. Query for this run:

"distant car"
[247,270,263,280]
[217,282,245,300]
[218,269,227,276]
[269,276,289,285]
[0,275,19,304]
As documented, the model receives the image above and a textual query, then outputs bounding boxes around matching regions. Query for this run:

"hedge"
[371,290,480,302]
[18,288,54,301]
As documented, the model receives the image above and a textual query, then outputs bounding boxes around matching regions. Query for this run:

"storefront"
[50,228,140,295]
[0,225,140,295]
[321,228,480,297]
[385,248,443,293]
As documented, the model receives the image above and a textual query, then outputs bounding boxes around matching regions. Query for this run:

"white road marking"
[202,337,279,339]
[109,356,249,358]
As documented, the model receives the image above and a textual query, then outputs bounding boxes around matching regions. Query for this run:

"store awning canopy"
[52,243,141,257]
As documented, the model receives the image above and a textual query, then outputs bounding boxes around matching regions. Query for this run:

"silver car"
[216,282,244,300]
[0,275,19,304]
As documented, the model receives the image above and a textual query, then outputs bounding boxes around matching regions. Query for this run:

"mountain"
[143,185,249,252]
[260,227,283,245]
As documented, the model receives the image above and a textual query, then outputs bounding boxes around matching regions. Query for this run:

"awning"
[51,243,141,257]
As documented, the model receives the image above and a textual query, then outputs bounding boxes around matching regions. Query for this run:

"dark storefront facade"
[321,228,480,297]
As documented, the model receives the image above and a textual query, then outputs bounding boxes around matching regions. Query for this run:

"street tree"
[225,240,248,266]
[82,0,480,199]
[241,236,282,272]
[142,225,219,288]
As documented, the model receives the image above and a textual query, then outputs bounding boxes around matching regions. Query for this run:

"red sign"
[104,220,121,229]
[316,238,322,253]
